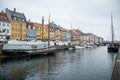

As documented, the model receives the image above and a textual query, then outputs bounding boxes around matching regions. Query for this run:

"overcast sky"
[0,0,120,41]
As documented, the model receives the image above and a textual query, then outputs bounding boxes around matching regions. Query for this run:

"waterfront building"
[6,8,26,40]
[93,34,98,44]
[66,30,71,42]
[83,33,103,45]
[26,21,37,40]
[34,22,48,41]
[54,25,61,41]
[89,33,95,44]
[0,12,11,42]
[58,26,67,41]
[80,34,85,44]
[80,33,90,44]
[75,29,82,44]
[41,24,48,41]
[49,22,58,41]
[99,37,104,43]
[83,33,93,44]
[81,33,87,44]
[95,36,104,44]
[34,23,42,40]
[70,29,78,44]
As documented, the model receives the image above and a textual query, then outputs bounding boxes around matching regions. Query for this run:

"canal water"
[0,46,117,80]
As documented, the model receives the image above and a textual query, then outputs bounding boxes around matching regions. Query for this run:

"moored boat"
[75,45,85,50]
[1,40,48,54]
[107,13,119,53]
[108,43,119,52]
[69,46,75,50]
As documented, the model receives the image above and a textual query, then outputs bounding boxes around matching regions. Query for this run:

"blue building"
[66,30,71,42]
[26,22,37,40]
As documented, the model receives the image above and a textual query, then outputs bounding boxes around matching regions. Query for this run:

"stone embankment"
[112,49,120,80]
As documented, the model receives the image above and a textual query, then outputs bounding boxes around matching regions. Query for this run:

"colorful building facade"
[0,12,11,41]
[6,8,26,40]
[35,23,48,41]
[66,30,71,42]
[26,22,37,40]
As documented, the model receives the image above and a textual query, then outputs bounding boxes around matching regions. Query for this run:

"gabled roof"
[0,13,10,22]
[6,8,26,22]
[27,22,34,27]
[58,26,67,32]
[70,29,78,35]
[33,22,42,29]
[50,22,59,30]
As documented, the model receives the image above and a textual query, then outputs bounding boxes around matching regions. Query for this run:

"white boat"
[86,45,93,48]
[68,44,75,50]
[75,45,85,50]
[69,47,75,50]
[84,43,93,48]
[2,40,48,54]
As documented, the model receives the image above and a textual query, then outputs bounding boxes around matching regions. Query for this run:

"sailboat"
[107,13,119,52]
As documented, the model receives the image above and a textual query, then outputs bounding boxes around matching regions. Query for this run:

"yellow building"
[55,29,61,41]
[6,8,26,40]
[80,35,85,43]
[44,25,48,40]
[35,23,48,41]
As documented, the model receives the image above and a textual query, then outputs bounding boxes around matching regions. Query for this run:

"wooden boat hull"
[108,47,119,53]
[2,48,56,56]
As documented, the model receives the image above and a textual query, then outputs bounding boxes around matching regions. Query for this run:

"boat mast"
[89,33,90,44]
[42,16,44,41]
[70,24,72,44]
[111,12,114,43]
[48,13,50,49]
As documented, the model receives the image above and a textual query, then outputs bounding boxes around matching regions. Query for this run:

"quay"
[112,49,120,80]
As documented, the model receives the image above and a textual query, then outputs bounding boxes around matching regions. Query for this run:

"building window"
[7,24,9,27]
[18,28,21,31]
[2,23,5,26]
[31,26,33,29]
[13,17,17,20]
[17,34,20,38]
[33,26,35,30]
[12,27,14,30]
[28,26,31,29]
[7,30,9,33]
[3,29,6,33]
[12,34,14,37]
[24,35,26,38]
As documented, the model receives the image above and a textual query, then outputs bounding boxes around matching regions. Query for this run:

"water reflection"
[0,46,117,80]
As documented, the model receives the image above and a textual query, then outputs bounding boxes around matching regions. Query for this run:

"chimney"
[14,8,16,12]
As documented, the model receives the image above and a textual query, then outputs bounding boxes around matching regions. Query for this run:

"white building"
[0,12,11,42]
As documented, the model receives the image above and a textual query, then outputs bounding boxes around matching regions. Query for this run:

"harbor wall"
[111,49,120,80]
[0,44,2,54]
